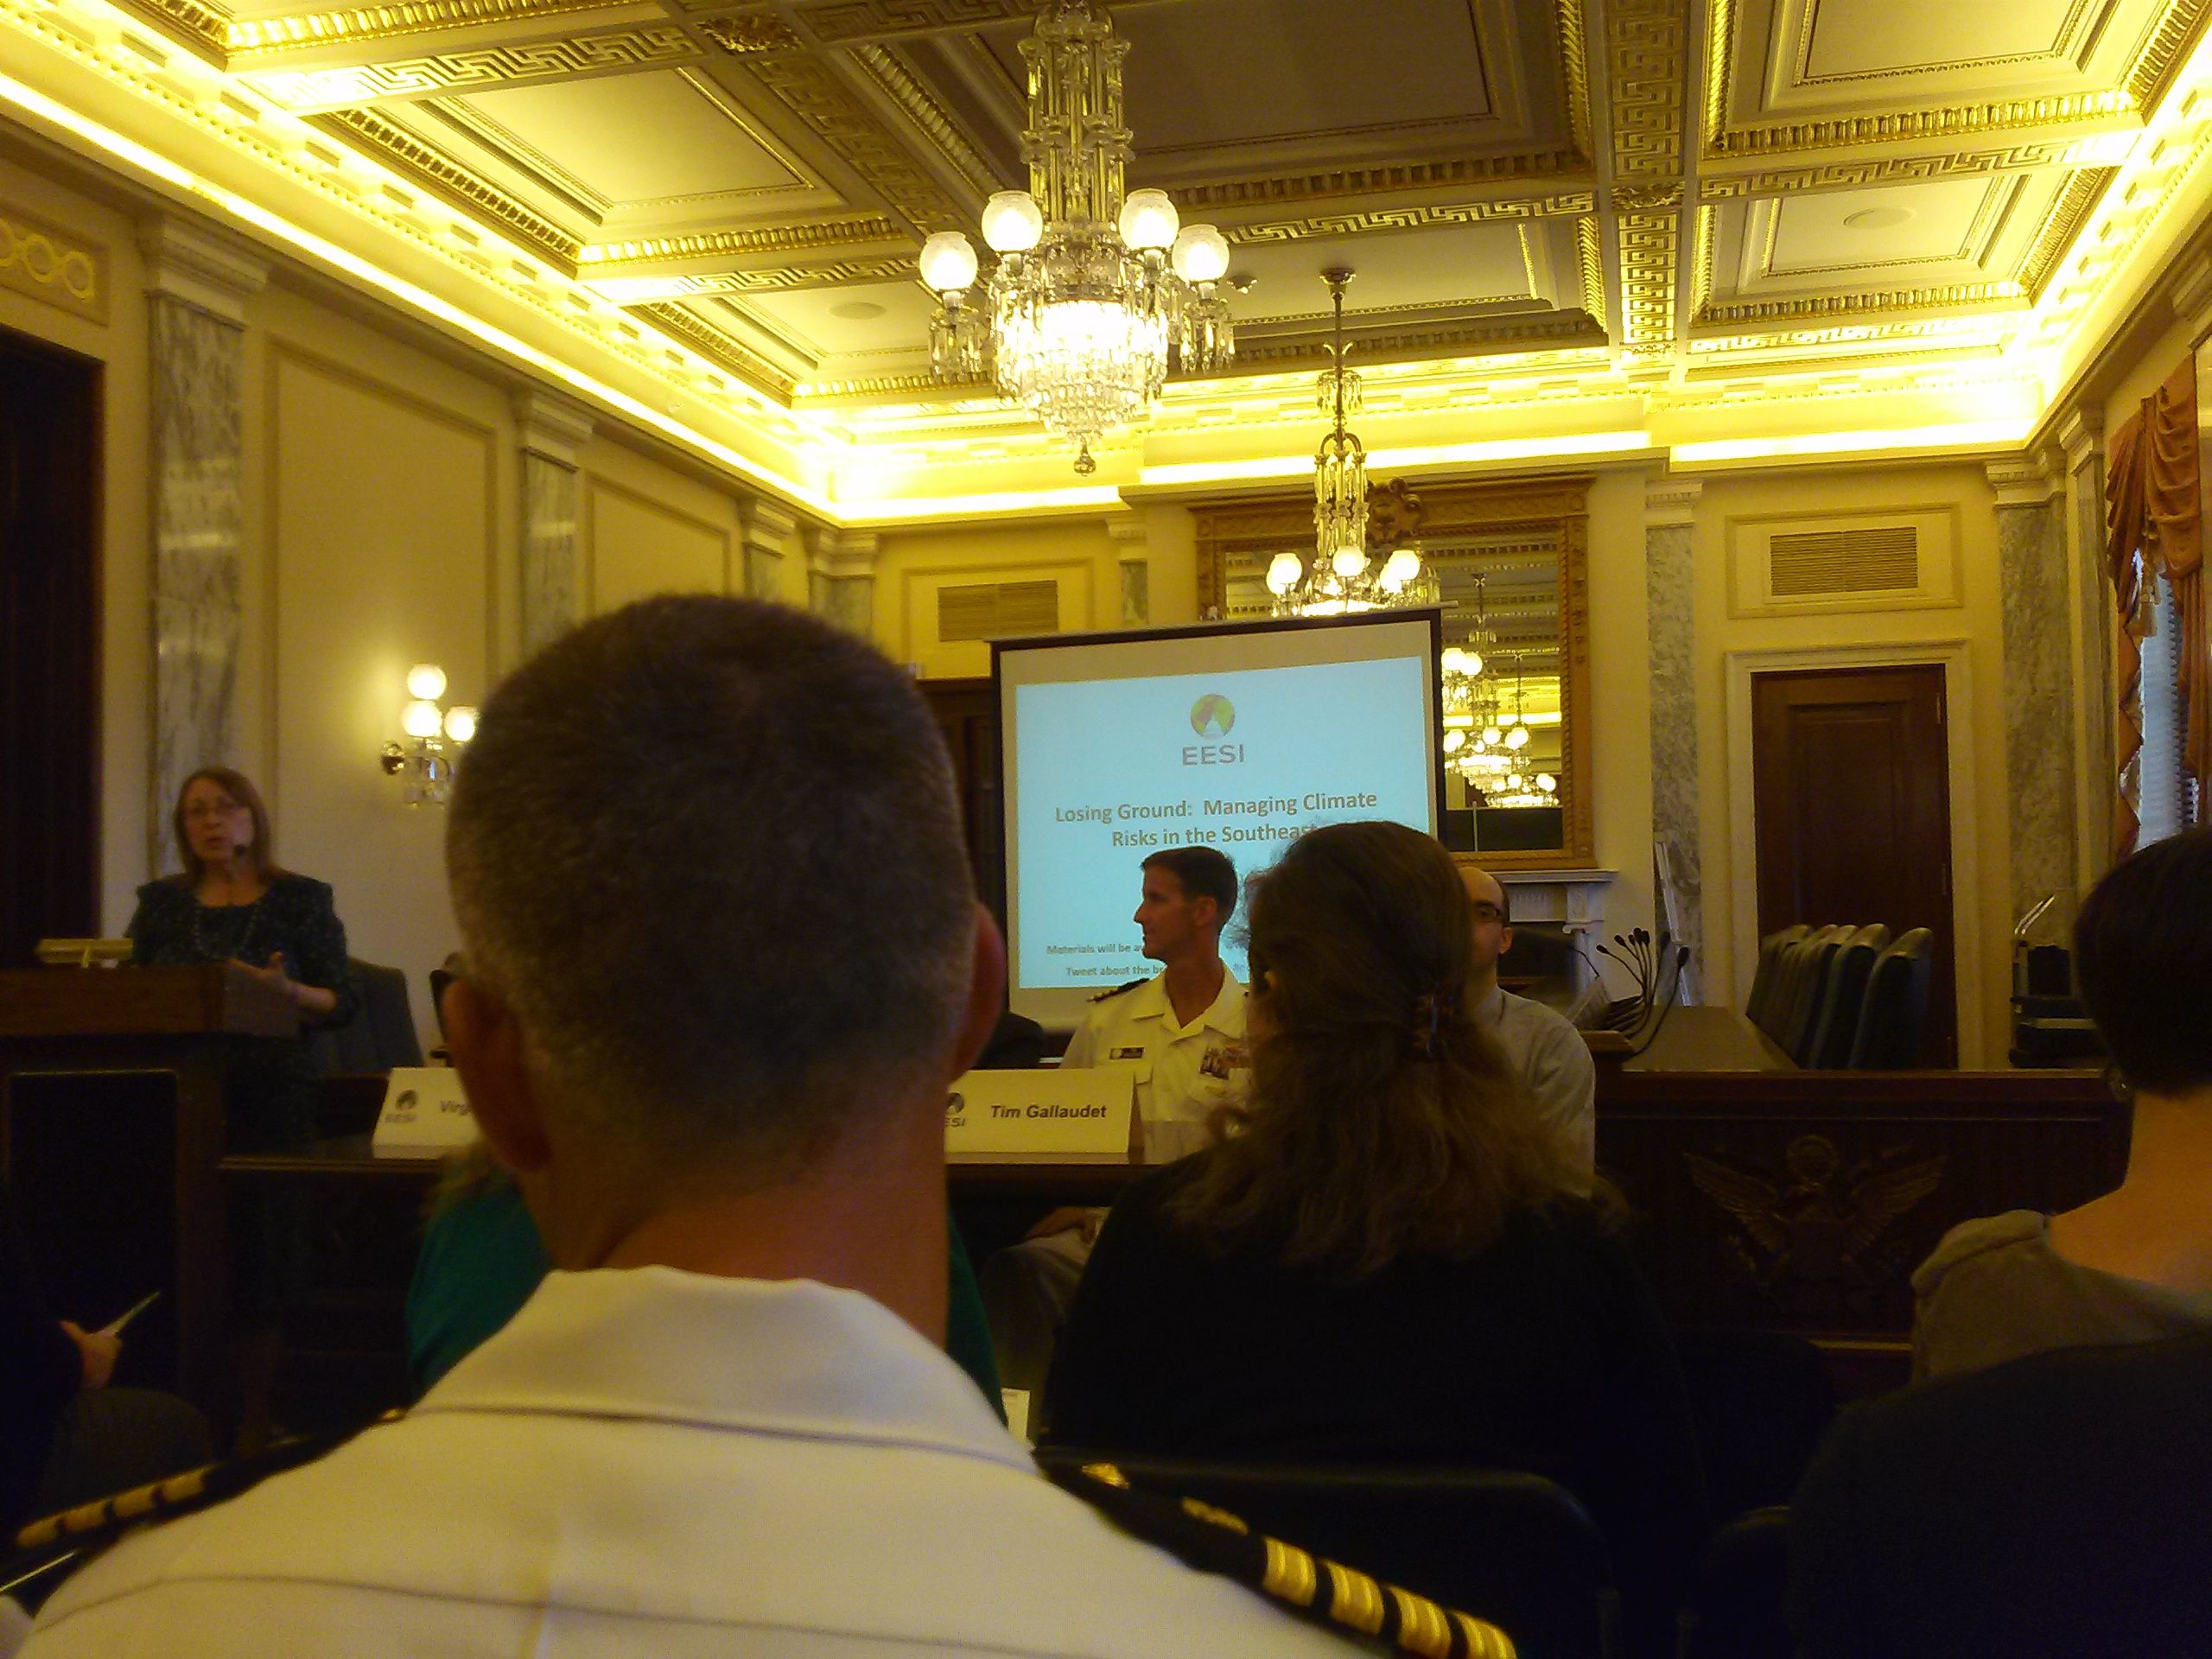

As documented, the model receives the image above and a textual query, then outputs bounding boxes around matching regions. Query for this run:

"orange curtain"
[2104,355,2203,856]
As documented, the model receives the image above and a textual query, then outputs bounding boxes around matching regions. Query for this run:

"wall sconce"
[379,663,477,806]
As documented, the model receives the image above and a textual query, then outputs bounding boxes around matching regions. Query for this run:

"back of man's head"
[2075,825,2212,1095]
[448,594,976,1181]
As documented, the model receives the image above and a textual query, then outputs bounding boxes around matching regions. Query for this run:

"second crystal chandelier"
[918,0,1234,474]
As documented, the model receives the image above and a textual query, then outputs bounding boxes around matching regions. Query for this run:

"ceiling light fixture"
[1265,270,1438,618]
[918,0,1233,474]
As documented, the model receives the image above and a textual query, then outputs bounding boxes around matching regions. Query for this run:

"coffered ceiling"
[10,0,2212,512]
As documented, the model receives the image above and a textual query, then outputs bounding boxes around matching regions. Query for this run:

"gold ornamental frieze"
[0,202,106,323]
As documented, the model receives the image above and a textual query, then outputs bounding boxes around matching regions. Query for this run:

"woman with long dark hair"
[1046,821,1706,1649]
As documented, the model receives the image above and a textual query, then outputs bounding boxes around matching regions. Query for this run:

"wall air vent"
[938,579,1059,643]
[1767,525,1919,599]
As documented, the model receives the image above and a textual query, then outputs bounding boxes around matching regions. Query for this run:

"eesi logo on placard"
[1184,693,1243,765]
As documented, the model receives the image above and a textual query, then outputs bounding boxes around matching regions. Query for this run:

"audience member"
[1789,1329,2212,1656]
[1046,820,1707,1653]
[22,595,1351,1658]
[404,1141,1004,1409]
[1465,868,1595,1181]
[1911,826,2212,1378]
[1,1176,207,1535]
[980,846,1245,1397]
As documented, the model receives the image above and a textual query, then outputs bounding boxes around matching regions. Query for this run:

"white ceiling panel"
[459,73,802,207]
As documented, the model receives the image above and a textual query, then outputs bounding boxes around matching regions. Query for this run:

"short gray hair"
[448,594,975,1178]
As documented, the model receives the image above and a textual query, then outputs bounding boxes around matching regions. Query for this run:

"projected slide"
[1013,654,1432,988]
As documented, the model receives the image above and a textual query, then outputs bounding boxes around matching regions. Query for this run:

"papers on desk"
[944,1068,1132,1162]
[371,1066,477,1155]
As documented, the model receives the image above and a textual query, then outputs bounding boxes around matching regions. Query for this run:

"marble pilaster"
[1989,458,2076,918]
[1108,518,1149,625]
[740,497,801,602]
[143,217,264,874]
[809,529,880,635]
[514,391,592,657]
[1645,476,1702,1000]
[2061,410,2113,880]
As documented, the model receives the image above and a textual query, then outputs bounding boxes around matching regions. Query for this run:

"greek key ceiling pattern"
[67,0,2212,423]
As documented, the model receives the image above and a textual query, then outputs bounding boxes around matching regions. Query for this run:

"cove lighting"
[1670,420,2034,467]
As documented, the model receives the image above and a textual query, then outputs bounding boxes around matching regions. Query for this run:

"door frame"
[1725,640,1985,1065]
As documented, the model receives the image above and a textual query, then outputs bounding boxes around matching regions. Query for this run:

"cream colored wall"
[0,151,151,937]
[579,434,743,614]
[1688,463,2012,1066]
[3,151,787,1042]
[248,288,509,1042]
[870,518,1122,677]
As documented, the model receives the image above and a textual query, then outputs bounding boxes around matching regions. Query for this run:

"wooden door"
[1751,664,1956,1066]
[0,330,101,966]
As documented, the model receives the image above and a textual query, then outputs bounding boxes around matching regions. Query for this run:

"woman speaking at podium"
[126,769,356,1331]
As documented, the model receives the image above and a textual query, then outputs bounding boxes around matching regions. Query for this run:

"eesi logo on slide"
[1188,694,1236,738]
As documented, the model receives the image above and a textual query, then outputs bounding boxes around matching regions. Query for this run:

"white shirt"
[25,1270,1351,1659]
[1477,985,1597,1180]
[1063,968,1248,1162]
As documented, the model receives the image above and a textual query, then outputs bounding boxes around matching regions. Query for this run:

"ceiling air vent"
[1767,525,1919,599]
[938,579,1059,643]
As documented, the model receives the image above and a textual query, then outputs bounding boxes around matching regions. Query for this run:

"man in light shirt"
[1064,846,1248,1164]
[1466,867,1597,1182]
[981,848,1247,1400]
[22,598,1348,1659]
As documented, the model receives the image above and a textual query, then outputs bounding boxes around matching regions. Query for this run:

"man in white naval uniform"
[22,598,1349,1659]
[1466,866,1597,1185]
[980,848,1247,1400]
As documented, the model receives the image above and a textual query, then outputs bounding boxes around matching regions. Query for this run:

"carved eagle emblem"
[1685,1135,1944,1288]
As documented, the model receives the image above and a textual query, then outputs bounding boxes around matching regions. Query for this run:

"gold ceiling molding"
[107,0,227,61]
[1699,141,2084,200]
[735,48,963,233]
[1694,280,2027,328]
[0,200,107,322]
[848,41,1002,200]
[226,0,632,55]
[1225,193,1598,246]
[634,300,798,398]
[1228,313,1610,372]
[1605,0,1690,360]
[2018,165,2116,299]
[696,13,805,54]
[1706,92,2135,159]
[1575,214,1605,325]
[579,215,902,267]
[310,106,582,264]
[2122,0,2212,107]
[244,26,698,107]
[1166,150,1592,216]
[613,256,919,295]
[1556,0,1592,162]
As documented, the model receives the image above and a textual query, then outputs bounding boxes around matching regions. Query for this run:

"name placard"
[371,1066,477,1156]
[945,1068,1132,1162]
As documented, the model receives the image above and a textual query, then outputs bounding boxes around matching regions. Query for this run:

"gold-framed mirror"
[1194,475,1593,868]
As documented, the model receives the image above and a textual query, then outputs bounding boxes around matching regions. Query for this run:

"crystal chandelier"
[916,0,1233,474]
[1265,270,1437,616]
[1447,645,1552,805]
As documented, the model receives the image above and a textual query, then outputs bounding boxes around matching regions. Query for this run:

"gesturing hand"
[60,1320,120,1389]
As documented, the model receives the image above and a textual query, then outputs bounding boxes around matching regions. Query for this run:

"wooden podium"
[0,963,296,1417]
